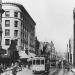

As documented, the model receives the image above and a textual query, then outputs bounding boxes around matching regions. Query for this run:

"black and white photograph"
[0,0,74,75]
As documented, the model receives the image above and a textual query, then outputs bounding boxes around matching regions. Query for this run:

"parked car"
[64,63,70,71]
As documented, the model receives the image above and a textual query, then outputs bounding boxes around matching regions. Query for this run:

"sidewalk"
[1,66,32,75]
[16,67,32,75]
[58,69,64,75]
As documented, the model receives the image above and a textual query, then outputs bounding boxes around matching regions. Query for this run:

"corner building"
[2,3,36,52]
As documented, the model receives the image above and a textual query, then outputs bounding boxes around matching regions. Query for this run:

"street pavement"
[16,68,32,75]
[1,66,59,75]
[1,67,32,75]
[49,67,75,75]
[53,68,75,75]
[0,67,61,75]
[1,67,75,75]
[49,67,59,75]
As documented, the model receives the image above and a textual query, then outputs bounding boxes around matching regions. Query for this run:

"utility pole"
[67,44,69,63]
[0,0,4,50]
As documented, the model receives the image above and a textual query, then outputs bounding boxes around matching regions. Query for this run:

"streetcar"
[29,57,45,73]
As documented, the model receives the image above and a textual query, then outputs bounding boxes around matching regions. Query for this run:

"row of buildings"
[36,41,59,66]
[0,2,61,61]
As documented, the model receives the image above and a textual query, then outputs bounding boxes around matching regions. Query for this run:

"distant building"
[68,38,73,65]
[73,8,75,66]
[39,41,56,58]
[2,3,36,52]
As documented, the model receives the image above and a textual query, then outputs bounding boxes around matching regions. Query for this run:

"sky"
[2,0,75,52]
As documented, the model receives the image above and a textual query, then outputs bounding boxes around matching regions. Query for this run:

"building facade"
[73,8,75,66]
[2,3,36,52]
[0,0,4,49]
[39,41,56,58]
[68,38,74,65]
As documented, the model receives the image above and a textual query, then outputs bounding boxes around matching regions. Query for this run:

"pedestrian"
[28,62,30,69]
[58,62,61,68]
[0,65,3,75]
[12,66,17,75]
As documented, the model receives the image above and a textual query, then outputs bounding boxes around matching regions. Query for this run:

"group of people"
[0,60,28,75]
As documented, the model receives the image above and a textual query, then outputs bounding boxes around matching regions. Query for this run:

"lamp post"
[0,0,4,50]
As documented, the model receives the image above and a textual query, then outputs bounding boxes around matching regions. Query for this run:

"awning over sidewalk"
[29,52,36,58]
[19,51,30,59]
[27,53,36,61]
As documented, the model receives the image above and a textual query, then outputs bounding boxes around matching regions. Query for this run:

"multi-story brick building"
[2,3,36,52]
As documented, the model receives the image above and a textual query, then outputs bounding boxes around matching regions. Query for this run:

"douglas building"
[2,3,36,52]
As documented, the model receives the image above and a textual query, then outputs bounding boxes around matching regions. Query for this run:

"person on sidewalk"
[12,63,18,75]
[28,62,30,69]
[12,66,17,75]
[0,65,3,75]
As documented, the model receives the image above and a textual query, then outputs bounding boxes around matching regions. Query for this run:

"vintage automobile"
[64,63,70,71]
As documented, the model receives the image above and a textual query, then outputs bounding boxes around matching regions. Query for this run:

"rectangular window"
[5,29,10,36]
[36,60,40,65]
[5,11,10,17]
[14,30,18,36]
[33,60,35,65]
[41,60,44,64]
[14,12,18,17]
[5,39,10,45]
[29,61,32,65]
[5,20,10,27]
[14,21,18,27]
[20,13,23,19]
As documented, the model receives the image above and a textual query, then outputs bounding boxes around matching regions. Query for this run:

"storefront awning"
[19,51,30,59]
[29,52,36,58]
[27,53,36,61]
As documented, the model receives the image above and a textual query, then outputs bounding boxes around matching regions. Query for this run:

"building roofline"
[2,2,36,25]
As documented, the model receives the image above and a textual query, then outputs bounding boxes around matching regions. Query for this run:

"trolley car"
[29,56,50,73]
[29,57,45,73]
